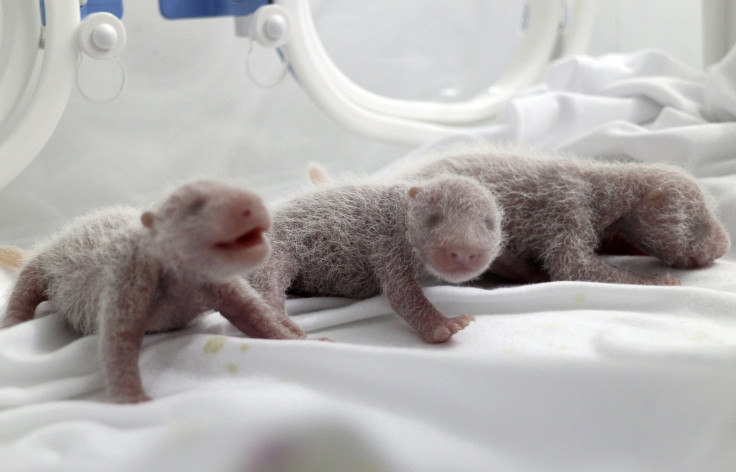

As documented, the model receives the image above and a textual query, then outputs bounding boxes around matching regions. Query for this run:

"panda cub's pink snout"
[214,193,271,252]
[440,246,484,268]
[429,243,493,283]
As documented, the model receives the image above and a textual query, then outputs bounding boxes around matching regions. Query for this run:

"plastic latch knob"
[263,14,287,42]
[91,23,118,51]
[76,12,128,102]
[236,5,291,48]
[78,12,127,60]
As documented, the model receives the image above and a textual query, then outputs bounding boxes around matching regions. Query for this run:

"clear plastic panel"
[311,0,526,102]
[276,0,593,144]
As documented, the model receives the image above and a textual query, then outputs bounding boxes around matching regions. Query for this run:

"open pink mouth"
[215,227,266,251]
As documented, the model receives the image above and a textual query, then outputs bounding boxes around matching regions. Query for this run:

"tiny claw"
[431,326,452,343]
[428,315,475,343]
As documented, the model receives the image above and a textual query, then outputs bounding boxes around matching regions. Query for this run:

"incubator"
[2,3,736,471]
[0,0,594,191]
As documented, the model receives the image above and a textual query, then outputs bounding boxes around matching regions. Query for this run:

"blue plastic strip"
[81,0,124,19]
[159,0,268,19]
[40,0,124,25]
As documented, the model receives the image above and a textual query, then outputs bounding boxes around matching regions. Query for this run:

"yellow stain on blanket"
[573,292,586,304]
[226,364,239,375]
[203,336,227,354]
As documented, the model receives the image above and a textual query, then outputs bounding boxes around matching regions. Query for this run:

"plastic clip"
[76,12,127,103]
[236,5,292,88]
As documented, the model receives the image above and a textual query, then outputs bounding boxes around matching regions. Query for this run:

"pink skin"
[428,245,492,281]
[252,176,502,343]
[2,180,305,403]
[0,246,25,268]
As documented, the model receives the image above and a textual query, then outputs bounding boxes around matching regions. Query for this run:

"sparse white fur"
[2,179,305,403]
[252,174,503,343]
[395,140,730,284]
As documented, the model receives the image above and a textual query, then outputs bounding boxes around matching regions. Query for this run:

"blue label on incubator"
[40,0,123,25]
[159,0,268,19]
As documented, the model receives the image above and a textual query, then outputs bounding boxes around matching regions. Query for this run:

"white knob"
[235,5,291,48]
[92,23,118,51]
[263,15,287,41]
[79,13,127,60]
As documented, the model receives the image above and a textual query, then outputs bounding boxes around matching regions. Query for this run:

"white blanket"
[2,48,736,472]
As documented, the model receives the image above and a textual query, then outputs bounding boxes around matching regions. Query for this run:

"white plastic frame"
[0,1,130,191]
[0,1,40,129]
[0,0,79,191]
[273,0,596,145]
[3,0,736,191]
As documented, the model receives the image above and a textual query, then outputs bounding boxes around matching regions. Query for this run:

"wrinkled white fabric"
[3,46,736,472]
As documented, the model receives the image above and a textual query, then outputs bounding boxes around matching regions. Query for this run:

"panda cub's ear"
[408,186,420,199]
[141,211,155,228]
[307,162,329,185]
[642,187,664,202]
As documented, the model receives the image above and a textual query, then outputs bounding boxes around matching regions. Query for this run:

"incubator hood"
[0,0,595,190]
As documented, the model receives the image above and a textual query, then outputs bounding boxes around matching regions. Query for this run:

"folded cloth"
[385,49,736,178]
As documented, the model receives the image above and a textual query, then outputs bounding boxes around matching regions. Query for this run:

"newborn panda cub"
[251,175,503,343]
[401,142,731,285]
[1,179,305,403]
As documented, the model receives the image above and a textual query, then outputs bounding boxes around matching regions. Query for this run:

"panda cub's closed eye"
[186,198,206,216]
[425,213,443,228]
